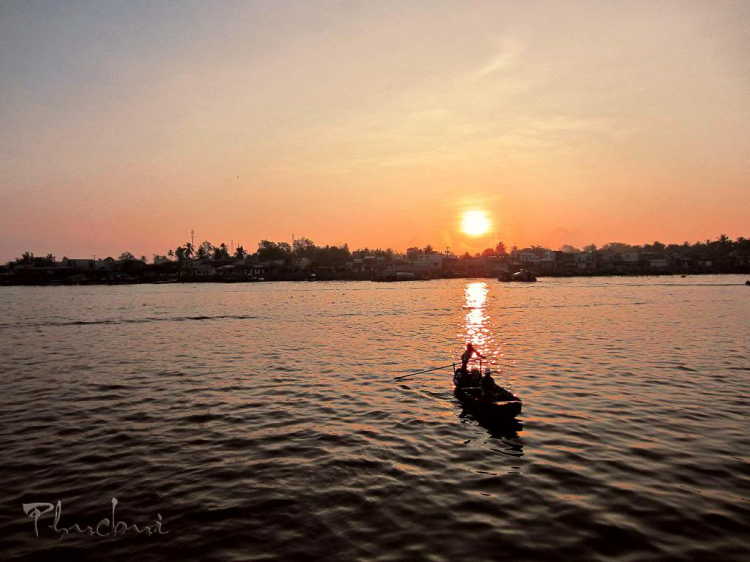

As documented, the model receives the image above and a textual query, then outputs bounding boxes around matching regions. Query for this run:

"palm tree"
[184,242,195,259]
[215,243,230,260]
[234,245,247,259]
[175,247,186,263]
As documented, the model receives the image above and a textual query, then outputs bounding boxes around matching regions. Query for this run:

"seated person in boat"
[455,367,482,387]
[481,370,496,396]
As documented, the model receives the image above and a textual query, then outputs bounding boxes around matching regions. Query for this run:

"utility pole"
[191,229,195,248]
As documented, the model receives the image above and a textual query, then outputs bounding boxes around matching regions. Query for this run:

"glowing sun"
[461,210,491,236]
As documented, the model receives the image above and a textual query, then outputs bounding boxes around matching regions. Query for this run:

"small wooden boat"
[453,368,522,419]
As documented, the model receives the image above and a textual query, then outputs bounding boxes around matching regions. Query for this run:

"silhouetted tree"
[197,241,214,260]
[16,252,34,265]
[601,242,633,253]
[643,241,665,253]
[352,247,396,260]
[405,247,421,261]
[316,244,352,266]
[293,237,317,260]
[234,246,247,259]
[257,240,291,263]
[119,252,136,262]
[214,243,230,260]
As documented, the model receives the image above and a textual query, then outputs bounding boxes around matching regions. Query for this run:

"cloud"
[473,38,525,78]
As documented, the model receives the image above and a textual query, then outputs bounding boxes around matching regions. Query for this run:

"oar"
[393,363,454,382]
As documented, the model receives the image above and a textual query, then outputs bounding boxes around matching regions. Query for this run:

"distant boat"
[511,269,537,282]
[374,271,418,282]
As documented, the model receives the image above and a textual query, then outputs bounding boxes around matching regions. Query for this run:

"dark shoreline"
[1,270,748,287]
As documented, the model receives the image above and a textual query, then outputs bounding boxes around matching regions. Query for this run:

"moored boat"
[511,269,537,282]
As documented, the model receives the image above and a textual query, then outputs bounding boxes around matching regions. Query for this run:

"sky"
[1,0,749,261]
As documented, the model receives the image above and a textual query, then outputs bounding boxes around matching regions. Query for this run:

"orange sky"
[1,1,749,261]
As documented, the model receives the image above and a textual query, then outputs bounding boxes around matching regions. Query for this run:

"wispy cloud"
[473,38,525,78]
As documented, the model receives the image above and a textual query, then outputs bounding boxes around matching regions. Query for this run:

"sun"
[461,210,491,236]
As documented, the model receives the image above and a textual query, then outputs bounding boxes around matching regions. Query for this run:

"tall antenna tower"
[191,230,195,247]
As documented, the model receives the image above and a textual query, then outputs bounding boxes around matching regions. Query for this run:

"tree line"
[6,234,749,268]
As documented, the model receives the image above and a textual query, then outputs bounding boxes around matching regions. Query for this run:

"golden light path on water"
[462,281,503,372]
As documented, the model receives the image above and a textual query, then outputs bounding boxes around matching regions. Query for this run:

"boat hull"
[454,386,522,419]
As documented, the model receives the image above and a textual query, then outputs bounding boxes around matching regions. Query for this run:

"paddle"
[393,363,455,382]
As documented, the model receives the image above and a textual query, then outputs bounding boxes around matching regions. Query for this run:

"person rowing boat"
[453,342,487,388]
[460,342,486,372]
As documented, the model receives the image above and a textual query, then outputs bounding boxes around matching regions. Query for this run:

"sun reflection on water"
[462,281,499,366]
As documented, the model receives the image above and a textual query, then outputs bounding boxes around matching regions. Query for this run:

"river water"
[1,276,748,561]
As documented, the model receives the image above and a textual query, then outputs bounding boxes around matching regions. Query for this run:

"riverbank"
[2,269,748,286]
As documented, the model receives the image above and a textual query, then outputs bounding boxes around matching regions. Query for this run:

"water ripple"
[0,276,748,561]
